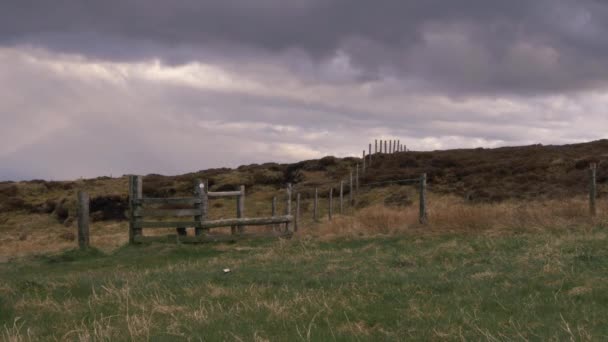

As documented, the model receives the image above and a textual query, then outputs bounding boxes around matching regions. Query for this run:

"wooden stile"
[77,191,90,250]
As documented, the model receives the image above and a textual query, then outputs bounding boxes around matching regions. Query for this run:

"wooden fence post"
[356,164,360,192]
[369,143,372,166]
[271,196,277,231]
[590,163,597,217]
[128,175,142,244]
[329,188,333,220]
[362,150,366,173]
[77,191,90,250]
[194,179,205,236]
[380,139,383,153]
[237,185,245,233]
[313,188,319,221]
[285,183,292,232]
[295,193,300,232]
[419,173,428,224]
[384,140,387,154]
[375,139,378,154]
[340,181,344,214]
[397,140,400,153]
[349,170,354,206]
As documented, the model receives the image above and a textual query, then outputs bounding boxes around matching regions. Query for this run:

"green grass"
[1,228,608,341]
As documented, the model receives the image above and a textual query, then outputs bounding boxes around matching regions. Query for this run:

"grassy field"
[2,224,608,341]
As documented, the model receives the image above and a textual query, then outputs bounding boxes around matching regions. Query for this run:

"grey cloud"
[2,1,608,94]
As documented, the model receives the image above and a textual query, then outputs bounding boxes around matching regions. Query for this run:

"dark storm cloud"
[2,0,608,94]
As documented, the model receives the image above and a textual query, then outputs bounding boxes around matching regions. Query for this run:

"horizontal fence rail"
[128,175,293,244]
[135,197,202,205]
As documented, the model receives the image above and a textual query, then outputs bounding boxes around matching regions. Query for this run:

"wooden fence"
[71,162,601,249]
[126,176,293,244]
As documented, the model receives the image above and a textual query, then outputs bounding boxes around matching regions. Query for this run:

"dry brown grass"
[304,194,608,239]
[1,194,606,260]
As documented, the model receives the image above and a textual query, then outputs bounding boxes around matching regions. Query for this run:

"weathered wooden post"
[295,193,301,232]
[380,139,383,153]
[237,185,246,233]
[339,181,344,214]
[329,188,333,220]
[349,170,354,206]
[356,164,360,192]
[271,196,277,231]
[201,180,209,233]
[128,175,142,244]
[285,183,292,232]
[419,173,428,224]
[77,191,90,250]
[362,150,366,173]
[384,140,388,154]
[193,179,204,236]
[375,139,378,154]
[368,143,372,166]
[397,140,400,153]
[313,188,319,221]
[590,163,597,217]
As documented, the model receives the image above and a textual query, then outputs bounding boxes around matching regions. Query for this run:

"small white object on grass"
[223,268,231,273]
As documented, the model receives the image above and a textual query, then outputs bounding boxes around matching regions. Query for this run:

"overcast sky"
[1,1,608,180]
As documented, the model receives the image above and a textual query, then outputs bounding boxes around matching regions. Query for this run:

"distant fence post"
[128,175,143,244]
[193,179,204,236]
[375,139,378,154]
[419,173,428,224]
[380,140,383,153]
[397,140,400,153]
[384,140,387,154]
[349,170,354,206]
[313,188,319,221]
[237,185,245,233]
[295,193,300,232]
[329,188,333,220]
[362,150,366,173]
[285,183,292,232]
[339,181,344,214]
[271,196,277,231]
[356,164,360,192]
[368,143,372,166]
[77,191,90,250]
[590,163,597,217]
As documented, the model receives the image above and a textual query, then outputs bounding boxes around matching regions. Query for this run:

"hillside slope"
[0,139,607,226]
